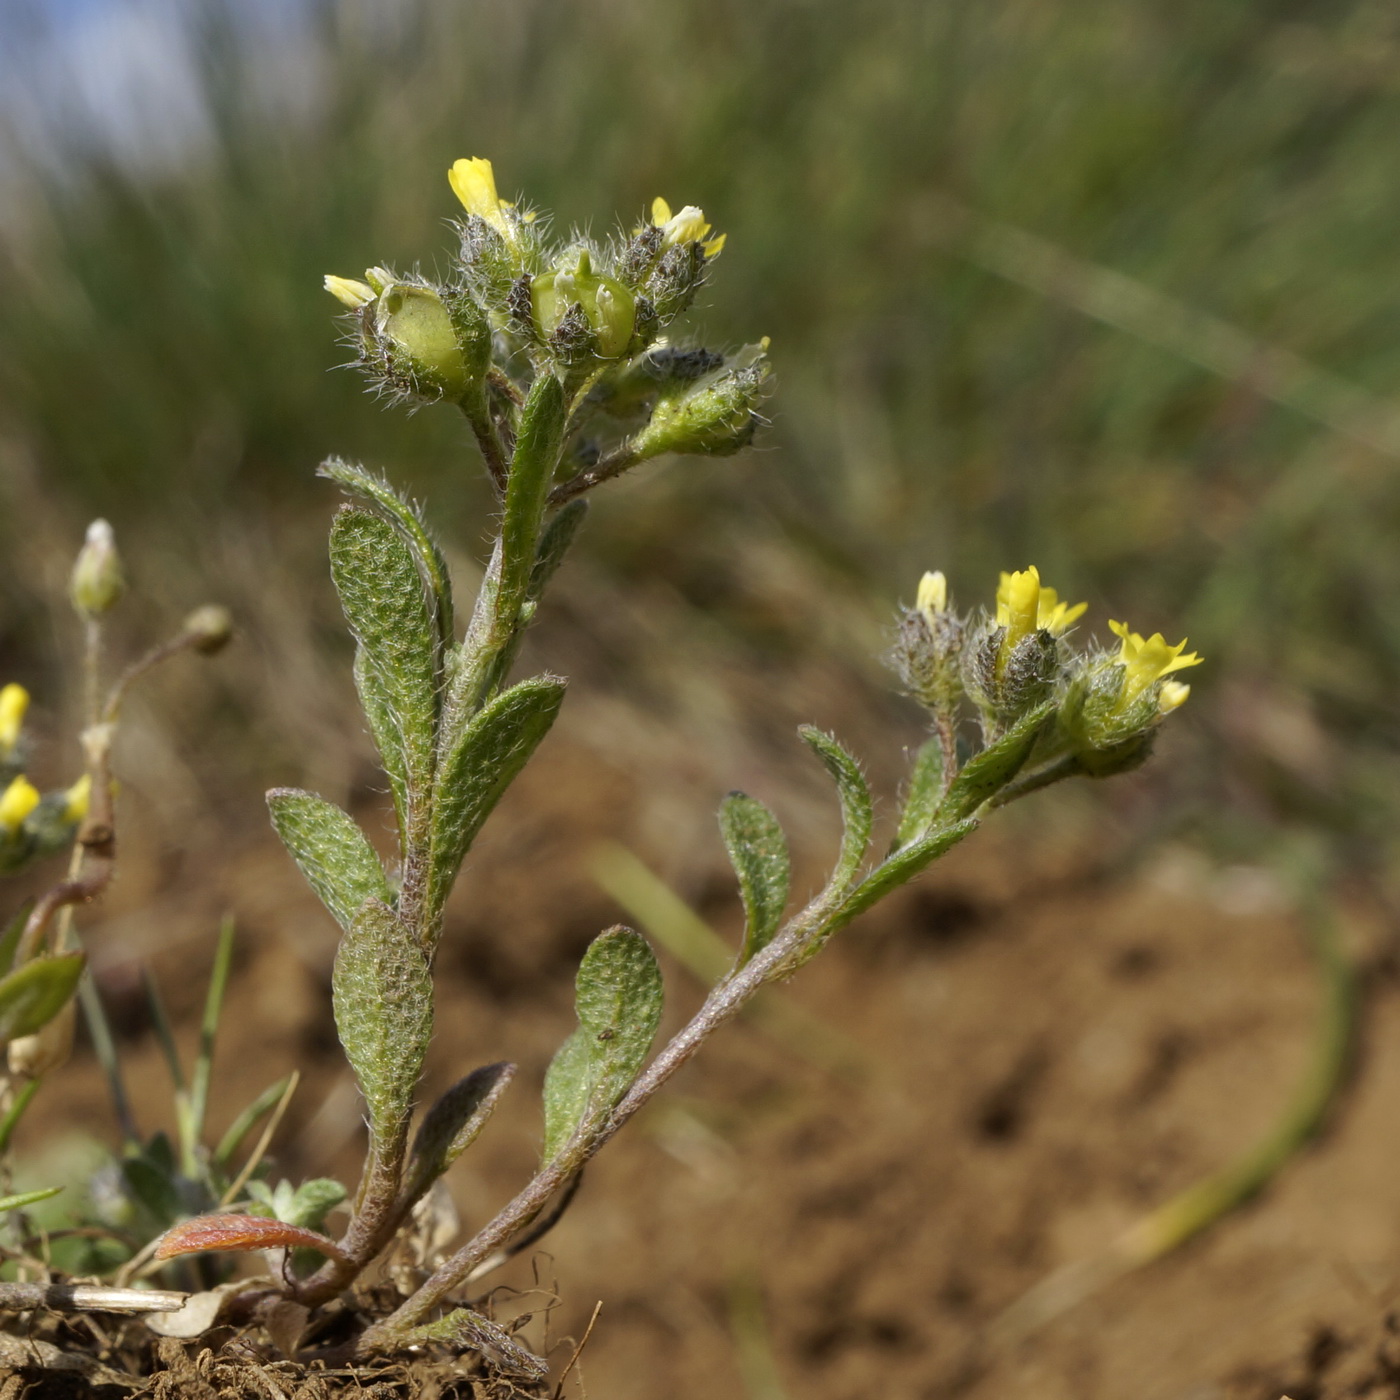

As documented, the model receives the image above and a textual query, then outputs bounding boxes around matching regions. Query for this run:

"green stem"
[78,972,139,1152]
[445,372,568,728]
[184,916,236,1176]
[0,1081,40,1156]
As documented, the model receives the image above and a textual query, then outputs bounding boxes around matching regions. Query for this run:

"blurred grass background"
[2,0,1400,873]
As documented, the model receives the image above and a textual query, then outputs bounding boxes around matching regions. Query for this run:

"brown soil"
[7,565,1400,1400]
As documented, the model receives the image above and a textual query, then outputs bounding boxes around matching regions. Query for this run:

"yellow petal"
[323,275,375,309]
[449,156,512,236]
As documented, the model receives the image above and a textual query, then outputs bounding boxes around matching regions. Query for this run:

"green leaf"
[894,736,947,850]
[426,676,566,921]
[330,507,440,804]
[267,789,395,934]
[319,458,455,649]
[541,926,663,1164]
[791,818,980,971]
[528,500,589,603]
[799,727,873,897]
[121,1155,181,1227]
[937,702,1055,822]
[403,1062,515,1207]
[0,953,84,1043]
[718,793,791,965]
[284,1178,348,1231]
[0,1185,61,1213]
[0,900,33,979]
[332,900,433,1150]
[213,1074,295,1169]
[355,646,408,836]
[498,374,568,627]
[393,1308,548,1382]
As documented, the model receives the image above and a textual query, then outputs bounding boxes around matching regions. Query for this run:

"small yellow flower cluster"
[1107,620,1202,714]
[0,682,91,838]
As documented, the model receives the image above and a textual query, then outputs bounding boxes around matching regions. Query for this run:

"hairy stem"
[547,443,640,507]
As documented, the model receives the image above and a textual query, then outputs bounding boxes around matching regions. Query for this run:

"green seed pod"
[629,342,771,460]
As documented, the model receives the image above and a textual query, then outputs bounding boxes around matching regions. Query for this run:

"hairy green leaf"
[894,736,947,850]
[426,676,566,921]
[498,374,568,626]
[267,789,394,933]
[0,900,33,980]
[392,1308,548,1381]
[938,702,1054,822]
[791,818,980,970]
[330,508,440,804]
[320,458,454,647]
[528,500,589,603]
[0,953,83,1043]
[799,727,873,897]
[403,1062,515,1208]
[355,646,408,836]
[719,793,791,965]
[332,900,433,1150]
[541,927,663,1164]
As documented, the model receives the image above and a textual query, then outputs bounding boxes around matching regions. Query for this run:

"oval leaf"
[542,926,663,1164]
[153,1214,349,1265]
[320,458,454,648]
[719,793,791,965]
[267,789,395,934]
[404,1062,515,1209]
[799,726,873,902]
[0,953,84,1043]
[332,900,433,1148]
[330,507,440,805]
[427,676,566,922]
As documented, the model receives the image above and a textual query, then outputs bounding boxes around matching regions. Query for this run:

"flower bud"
[8,999,76,1079]
[628,341,772,460]
[183,604,234,655]
[0,684,29,759]
[324,275,375,309]
[891,571,964,714]
[70,519,125,618]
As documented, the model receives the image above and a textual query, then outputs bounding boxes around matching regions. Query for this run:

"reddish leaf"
[153,1214,350,1265]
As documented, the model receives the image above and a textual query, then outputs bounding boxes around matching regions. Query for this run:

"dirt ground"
[10,558,1400,1400]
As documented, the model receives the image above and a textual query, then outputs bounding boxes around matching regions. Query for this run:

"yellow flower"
[1108,620,1203,709]
[0,684,28,755]
[324,275,376,309]
[449,157,513,236]
[0,776,39,832]
[995,567,1087,645]
[650,197,727,257]
[916,570,948,622]
[62,774,91,824]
